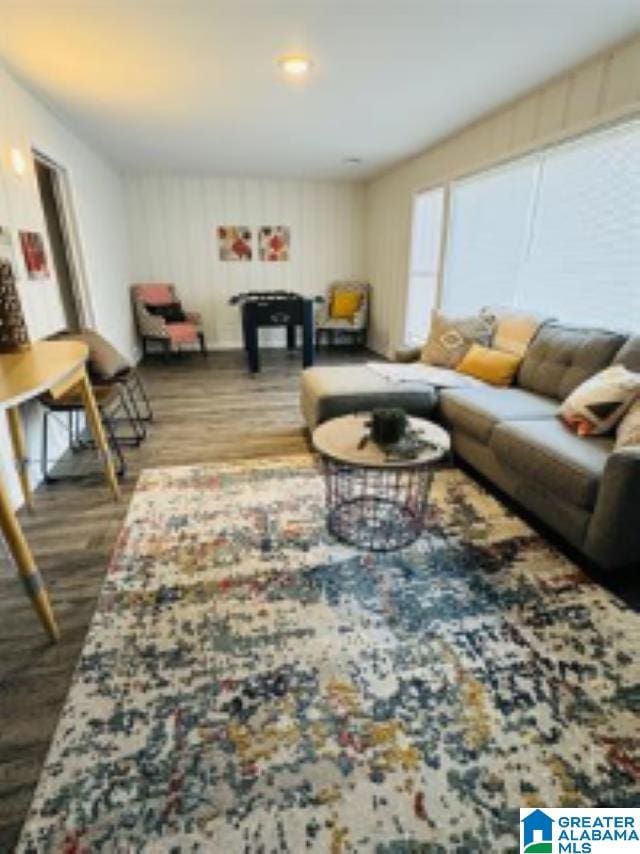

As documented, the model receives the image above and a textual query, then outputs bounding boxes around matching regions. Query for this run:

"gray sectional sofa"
[300,322,640,571]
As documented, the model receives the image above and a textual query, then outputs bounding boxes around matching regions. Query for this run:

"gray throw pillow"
[420,310,494,369]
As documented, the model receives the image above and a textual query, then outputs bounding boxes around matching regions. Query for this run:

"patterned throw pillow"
[421,310,494,369]
[559,365,640,436]
[616,398,640,450]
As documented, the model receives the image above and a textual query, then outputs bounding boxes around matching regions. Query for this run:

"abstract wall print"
[217,226,252,261]
[19,231,49,279]
[0,250,30,353]
[259,226,290,261]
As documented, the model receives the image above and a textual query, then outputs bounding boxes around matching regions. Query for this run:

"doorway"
[34,154,86,332]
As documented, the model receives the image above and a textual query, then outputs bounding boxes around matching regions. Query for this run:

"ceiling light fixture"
[277,54,313,77]
[343,157,363,166]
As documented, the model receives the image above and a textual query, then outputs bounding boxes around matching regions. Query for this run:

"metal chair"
[54,329,153,441]
[39,384,128,483]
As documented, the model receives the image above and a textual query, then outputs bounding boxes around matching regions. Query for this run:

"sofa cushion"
[613,335,640,372]
[300,365,437,428]
[491,419,612,510]
[438,386,558,444]
[518,323,626,401]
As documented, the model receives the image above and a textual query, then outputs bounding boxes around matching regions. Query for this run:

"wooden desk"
[0,341,121,642]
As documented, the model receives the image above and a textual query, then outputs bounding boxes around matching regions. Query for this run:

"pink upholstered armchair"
[131,284,207,358]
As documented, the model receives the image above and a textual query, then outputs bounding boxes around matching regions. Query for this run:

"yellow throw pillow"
[456,344,521,387]
[331,290,362,320]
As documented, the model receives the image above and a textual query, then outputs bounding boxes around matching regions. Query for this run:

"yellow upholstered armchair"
[315,281,369,348]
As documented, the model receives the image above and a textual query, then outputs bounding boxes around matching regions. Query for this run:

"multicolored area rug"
[19,458,640,852]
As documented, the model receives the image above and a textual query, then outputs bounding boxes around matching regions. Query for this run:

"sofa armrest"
[586,447,640,570]
[394,346,422,363]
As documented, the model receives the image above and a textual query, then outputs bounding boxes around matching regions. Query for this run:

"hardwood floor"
[0,347,373,850]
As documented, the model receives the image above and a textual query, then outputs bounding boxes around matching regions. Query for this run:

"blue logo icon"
[522,809,554,853]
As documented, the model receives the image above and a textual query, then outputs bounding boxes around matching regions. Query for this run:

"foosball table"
[229,291,317,374]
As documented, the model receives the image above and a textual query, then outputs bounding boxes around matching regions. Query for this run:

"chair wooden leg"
[198,332,207,357]
[77,370,121,501]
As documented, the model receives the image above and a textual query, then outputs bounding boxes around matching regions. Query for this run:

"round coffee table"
[312,413,450,552]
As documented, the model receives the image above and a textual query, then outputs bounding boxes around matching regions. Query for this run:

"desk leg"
[77,371,121,501]
[6,407,33,512]
[0,474,59,641]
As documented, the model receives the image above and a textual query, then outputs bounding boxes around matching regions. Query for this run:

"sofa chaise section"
[300,364,437,429]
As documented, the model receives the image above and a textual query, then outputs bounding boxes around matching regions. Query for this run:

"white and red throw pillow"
[559,365,640,437]
[616,398,640,450]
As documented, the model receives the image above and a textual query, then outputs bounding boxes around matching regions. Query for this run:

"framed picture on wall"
[259,226,290,261]
[217,226,252,261]
[19,231,49,279]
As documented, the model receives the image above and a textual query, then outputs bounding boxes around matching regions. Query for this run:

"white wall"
[365,34,640,356]
[125,176,365,347]
[0,62,132,506]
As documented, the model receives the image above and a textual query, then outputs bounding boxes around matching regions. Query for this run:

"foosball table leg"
[302,300,314,368]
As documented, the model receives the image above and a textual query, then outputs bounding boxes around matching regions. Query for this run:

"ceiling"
[0,0,638,180]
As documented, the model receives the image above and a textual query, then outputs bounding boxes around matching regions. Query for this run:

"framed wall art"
[19,231,49,279]
[217,226,252,261]
[259,226,290,262]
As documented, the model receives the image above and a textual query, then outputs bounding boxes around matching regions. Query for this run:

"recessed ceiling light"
[277,54,314,77]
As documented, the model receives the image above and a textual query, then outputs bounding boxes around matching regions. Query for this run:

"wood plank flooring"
[0,348,372,850]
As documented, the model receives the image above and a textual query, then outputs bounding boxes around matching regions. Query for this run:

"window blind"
[517,122,640,330]
[443,157,538,315]
[405,188,444,345]
[441,120,640,333]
